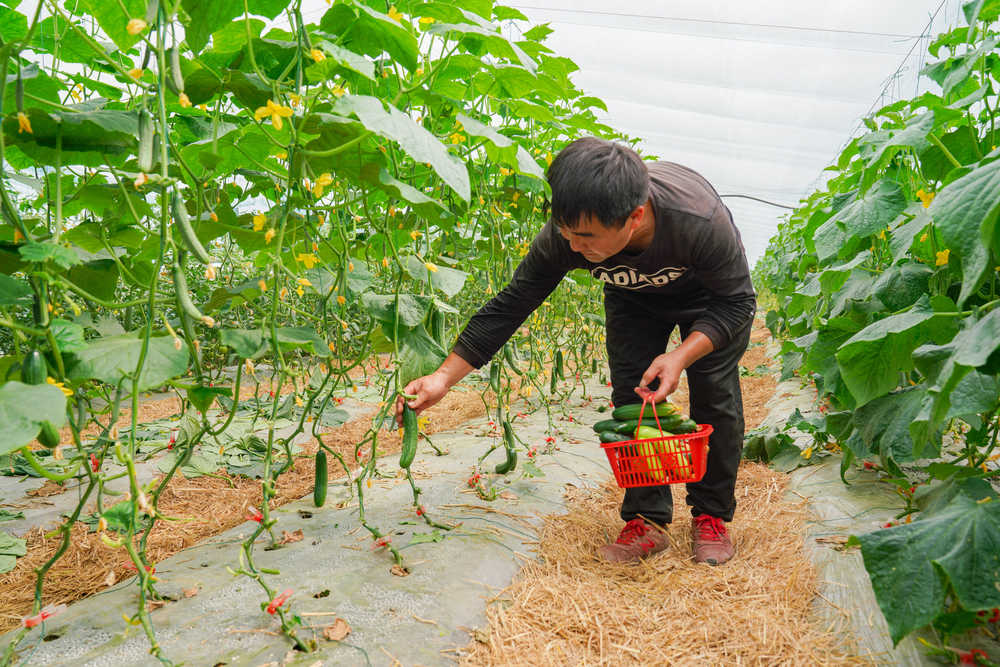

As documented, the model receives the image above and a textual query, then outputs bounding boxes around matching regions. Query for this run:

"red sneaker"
[597,518,670,563]
[691,514,734,565]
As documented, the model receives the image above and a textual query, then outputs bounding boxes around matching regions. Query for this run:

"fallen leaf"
[183,586,199,598]
[26,481,66,497]
[498,491,518,501]
[322,618,351,641]
[103,570,116,587]
[146,599,167,611]
[278,529,304,545]
[390,564,410,577]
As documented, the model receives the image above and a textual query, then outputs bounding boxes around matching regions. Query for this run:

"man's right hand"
[394,371,451,427]
[393,351,476,427]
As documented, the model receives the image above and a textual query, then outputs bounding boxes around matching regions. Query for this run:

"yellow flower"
[253,213,266,231]
[70,84,82,101]
[197,103,207,111]
[382,257,389,267]
[920,232,928,243]
[425,261,438,273]
[46,376,74,398]
[296,285,304,297]
[12,229,23,243]
[415,67,424,77]
[387,6,404,22]
[348,262,354,272]
[419,16,435,25]
[417,416,430,429]
[337,295,346,305]
[328,342,336,353]
[204,265,217,280]
[876,229,886,240]
[296,253,319,269]
[297,277,313,287]
[264,228,276,244]
[499,167,513,177]
[97,517,108,532]
[134,172,148,189]
[545,152,553,166]
[312,172,334,197]
[280,287,288,299]
[209,211,218,222]
[258,279,268,292]
[916,189,935,208]
[178,92,191,108]
[409,230,422,240]
[935,249,950,266]
[449,132,466,144]
[802,446,813,460]
[126,18,147,35]
[128,68,143,81]
[310,49,325,63]
[17,111,32,134]
[295,395,304,407]
[289,93,302,107]
[253,99,294,131]
[275,151,287,160]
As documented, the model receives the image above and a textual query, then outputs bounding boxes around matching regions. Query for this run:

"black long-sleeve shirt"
[453,161,757,368]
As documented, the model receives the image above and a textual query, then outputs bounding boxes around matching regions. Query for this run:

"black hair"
[546,137,649,229]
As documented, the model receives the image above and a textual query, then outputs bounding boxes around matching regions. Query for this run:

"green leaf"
[837,179,908,241]
[0,7,27,43]
[857,492,1000,645]
[871,262,933,311]
[220,328,265,358]
[187,385,232,413]
[67,259,119,302]
[0,273,31,305]
[275,327,331,358]
[857,112,936,168]
[397,325,446,386]
[852,386,933,463]
[928,156,1000,306]
[361,293,431,329]
[0,381,67,456]
[50,318,87,354]
[181,0,282,53]
[456,112,544,179]
[67,334,189,392]
[403,255,468,297]
[836,295,957,406]
[408,529,445,545]
[333,95,470,201]
[18,242,79,268]
[4,108,139,166]
[320,2,419,71]
[308,40,376,80]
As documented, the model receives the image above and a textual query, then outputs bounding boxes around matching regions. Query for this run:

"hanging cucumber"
[171,191,211,264]
[554,349,564,380]
[429,307,446,348]
[399,404,418,469]
[503,343,522,375]
[169,46,184,95]
[489,360,501,394]
[495,420,517,474]
[37,422,60,449]
[313,450,328,507]
[21,349,47,385]
[172,262,214,327]
[137,109,154,172]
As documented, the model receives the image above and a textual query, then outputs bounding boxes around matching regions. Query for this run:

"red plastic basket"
[600,400,713,488]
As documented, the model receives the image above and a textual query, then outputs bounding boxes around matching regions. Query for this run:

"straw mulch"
[0,384,491,633]
[459,464,867,666]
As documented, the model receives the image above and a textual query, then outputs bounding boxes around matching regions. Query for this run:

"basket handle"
[635,389,666,436]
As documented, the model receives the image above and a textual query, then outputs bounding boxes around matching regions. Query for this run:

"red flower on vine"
[959,649,988,665]
[373,536,391,550]
[544,436,555,444]
[90,454,100,472]
[863,461,877,470]
[527,447,537,459]
[247,507,263,523]
[415,505,425,516]
[467,473,481,487]
[266,589,293,615]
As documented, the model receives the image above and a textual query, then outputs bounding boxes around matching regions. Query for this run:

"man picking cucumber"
[395,137,756,565]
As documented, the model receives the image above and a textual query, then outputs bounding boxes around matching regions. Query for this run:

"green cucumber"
[313,451,328,506]
[495,420,517,474]
[169,46,184,94]
[21,349,47,385]
[137,109,154,172]
[554,349,564,380]
[37,421,60,449]
[614,419,641,434]
[635,425,673,440]
[592,418,622,434]
[503,343,522,375]
[489,360,501,393]
[673,418,699,434]
[599,431,632,444]
[611,401,678,421]
[171,191,211,264]
[399,405,418,468]
[172,262,212,326]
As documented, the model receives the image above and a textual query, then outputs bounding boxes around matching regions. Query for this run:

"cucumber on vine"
[21,349,47,385]
[495,420,517,474]
[313,451,328,507]
[137,109,154,173]
[171,191,211,264]
[172,262,214,327]
[399,405,418,469]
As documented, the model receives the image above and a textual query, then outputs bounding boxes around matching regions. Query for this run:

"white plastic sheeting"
[507,1,969,265]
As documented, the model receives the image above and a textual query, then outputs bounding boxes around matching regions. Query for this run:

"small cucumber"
[503,343,522,375]
[399,404,418,468]
[489,360,501,393]
[172,262,212,326]
[554,349,564,379]
[37,421,60,449]
[21,349,47,385]
[171,191,211,264]
[169,46,184,94]
[313,451,328,507]
[137,109,154,173]
[614,419,641,434]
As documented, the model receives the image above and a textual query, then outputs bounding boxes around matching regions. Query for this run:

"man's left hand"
[636,351,687,403]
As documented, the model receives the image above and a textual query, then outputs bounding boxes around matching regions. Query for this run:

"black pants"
[604,290,751,525]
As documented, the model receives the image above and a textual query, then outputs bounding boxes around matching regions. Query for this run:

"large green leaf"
[67,334,189,392]
[857,112,936,169]
[3,108,139,166]
[0,273,31,305]
[857,491,1000,644]
[0,381,67,456]
[834,179,908,242]
[396,324,447,385]
[836,295,957,406]
[332,95,470,201]
[871,262,933,311]
[428,21,537,73]
[456,112,544,179]
[361,293,431,330]
[182,0,285,53]
[928,156,1000,306]
[403,255,468,297]
[77,0,146,52]
[852,386,934,462]
[319,2,418,71]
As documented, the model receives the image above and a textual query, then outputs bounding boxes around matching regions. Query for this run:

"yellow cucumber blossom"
[310,49,325,62]
[126,18,147,35]
[418,16,435,25]
[915,188,935,208]
[17,112,32,134]
[253,213,266,231]
[264,228,276,244]
[296,253,319,269]
[254,99,294,131]
[387,6,404,22]
[46,377,73,398]
[128,68,143,81]
[178,92,192,108]
[935,249,950,266]
[337,295,346,305]
[312,172,334,197]
[258,279,268,292]
[425,261,438,273]
[134,172,148,189]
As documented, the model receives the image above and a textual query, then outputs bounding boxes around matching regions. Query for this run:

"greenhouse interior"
[0,0,999,664]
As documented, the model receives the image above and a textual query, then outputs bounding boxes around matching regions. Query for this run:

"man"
[395,137,756,565]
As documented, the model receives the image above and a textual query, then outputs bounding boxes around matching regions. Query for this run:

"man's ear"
[628,205,644,231]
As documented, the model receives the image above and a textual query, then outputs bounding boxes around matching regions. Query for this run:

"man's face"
[557,209,643,263]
